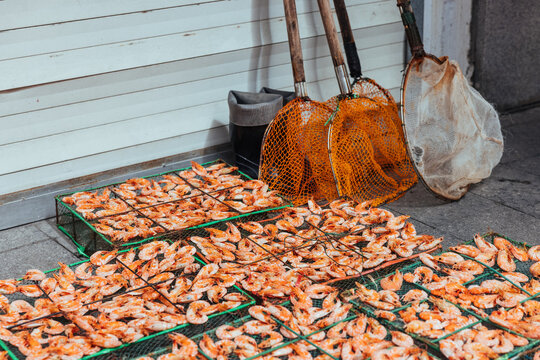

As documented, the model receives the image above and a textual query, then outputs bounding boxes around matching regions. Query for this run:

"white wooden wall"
[0,0,405,196]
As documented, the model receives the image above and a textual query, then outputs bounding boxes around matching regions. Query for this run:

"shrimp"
[417,236,443,251]
[199,334,218,359]
[0,280,18,295]
[291,287,312,310]
[463,342,498,359]
[474,234,498,253]
[308,198,323,214]
[215,339,236,358]
[505,331,529,347]
[404,266,435,284]
[138,241,168,260]
[528,245,540,261]
[496,292,528,308]
[473,294,498,309]
[95,263,119,277]
[327,321,348,339]
[259,331,283,348]
[435,252,465,265]
[386,215,410,230]
[453,260,484,275]
[90,250,118,266]
[366,317,387,339]
[305,284,336,299]
[207,285,227,303]
[264,304,292,322]
[215,325,243,340]
[242,320,276,335]
[190,161,208,176]
[530,261,540,277]
[376,291,400,308]
[17,284,42,298]
[169,333,198,358]
[500,271,529,283]
[402,289,428,303]
[497,249,516,272]
[74,262,93,280]
[193,263,219,283]
[380,270,403,291]
[89,333,122,348]
[238,221,264,234]
[493,236,512,250]
[248,306,273,323]
[346,315,367,337]
[235,335,259,356]
[275,220,297,234]
[449,244,481,257]
[23,269,46,281]
[476,251,497,267]
[391,331,414,347]
[418,253,440,271]
[186,300,210,324]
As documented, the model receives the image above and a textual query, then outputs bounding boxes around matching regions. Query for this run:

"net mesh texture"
[260,79,417,207]
[402,56,504,200]
[260,98,338,205]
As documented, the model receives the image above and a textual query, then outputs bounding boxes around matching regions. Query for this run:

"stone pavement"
[0,108,538,280]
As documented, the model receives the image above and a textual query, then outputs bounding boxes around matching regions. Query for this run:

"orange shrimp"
[90,250,118,266]
[169,333,198,358]
[186,300,210,324]
[497,249,516,272]
[380,270,403,291]
[0,280,18,295]
[17,284,42,298]
[23,269,46,282]
[528,245,540,261]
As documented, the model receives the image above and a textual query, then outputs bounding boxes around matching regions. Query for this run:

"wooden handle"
[283,0,306,84]
[396,0,425,56]
[317,0,345,67]
[333,0,354,46]
[333,0,362,78]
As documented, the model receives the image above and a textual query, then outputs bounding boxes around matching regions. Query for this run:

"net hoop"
[400,54,463,201]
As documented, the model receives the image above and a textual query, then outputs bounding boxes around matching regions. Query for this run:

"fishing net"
[325,89,417,206]
[396,0,504,200]
[259,98,338,205]
[402,55,504,200]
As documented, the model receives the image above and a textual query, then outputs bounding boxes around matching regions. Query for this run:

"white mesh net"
[402,56,504,200]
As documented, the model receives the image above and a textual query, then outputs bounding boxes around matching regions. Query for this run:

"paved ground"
[0,107,538,280]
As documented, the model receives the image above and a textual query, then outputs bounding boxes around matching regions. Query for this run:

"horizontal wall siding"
[0,0,405,195]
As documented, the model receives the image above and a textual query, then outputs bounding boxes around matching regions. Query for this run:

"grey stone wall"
[471,0,540,111]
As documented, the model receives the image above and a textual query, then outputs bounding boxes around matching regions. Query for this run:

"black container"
[228,90,290,179]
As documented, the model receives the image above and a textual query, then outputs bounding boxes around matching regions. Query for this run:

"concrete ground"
[0,107,538,280]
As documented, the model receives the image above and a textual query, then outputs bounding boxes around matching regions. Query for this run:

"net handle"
[396,0,426,57]
[283,0,307,97]
[317,0,351,94]
[332,0,362,80]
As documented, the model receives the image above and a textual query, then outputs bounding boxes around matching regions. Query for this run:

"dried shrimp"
[0,242,249,359]
[62,161,283,242]
[440,323,531,360]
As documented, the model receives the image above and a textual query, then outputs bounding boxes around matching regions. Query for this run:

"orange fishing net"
[326,82,417,206]
[260,86,417,207]
[260,0,416,207]
[259,98,338,205]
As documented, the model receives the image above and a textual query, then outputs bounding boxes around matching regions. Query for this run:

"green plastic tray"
[55,159,291,257]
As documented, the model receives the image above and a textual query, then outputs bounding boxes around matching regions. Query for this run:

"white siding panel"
[0,41,404,145]
[1,23,403,117]
[0,1,400,91]
[0,0,221,31]
[0,127,231,195]
[0,60,404,175]
[0,0,406,195]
